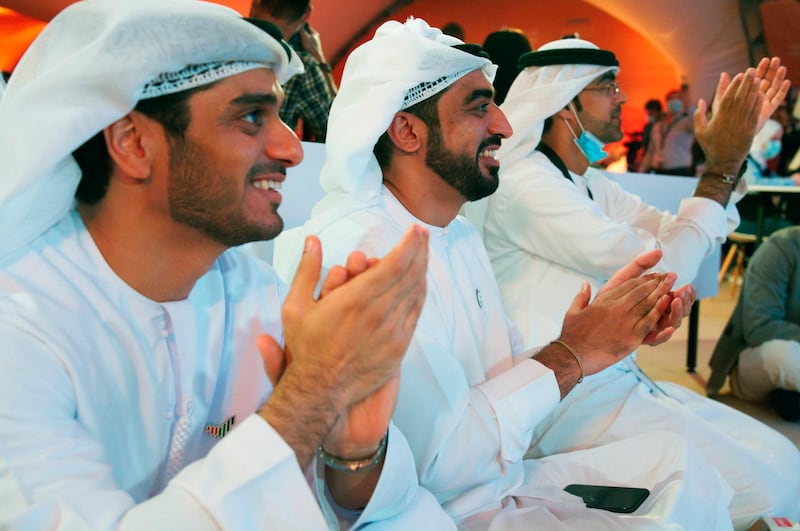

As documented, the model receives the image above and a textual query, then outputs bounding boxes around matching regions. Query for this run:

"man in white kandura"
[0,2,455,529]
[476,37,800,528]
[275,18,739,530]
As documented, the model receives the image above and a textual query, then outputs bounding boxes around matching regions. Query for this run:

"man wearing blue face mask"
[743,118,800,186]
[472,37,800,527]
[640,89,698,175]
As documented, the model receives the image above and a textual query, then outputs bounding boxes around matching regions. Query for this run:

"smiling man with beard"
[475,37,800,526]
[274,18,748,529]
[0,2,455,528]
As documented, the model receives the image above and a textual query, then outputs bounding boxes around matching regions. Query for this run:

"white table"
[746,183,800,244]
[747,184,800,194]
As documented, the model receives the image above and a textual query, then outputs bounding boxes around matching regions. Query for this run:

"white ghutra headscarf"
[498,38,620,169]
[0,0,303,259]
[318,17,496,208]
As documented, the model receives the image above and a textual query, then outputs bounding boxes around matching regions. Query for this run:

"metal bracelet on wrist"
[703,160,747,187]
[703,171,737,185]
[317,432,388,472]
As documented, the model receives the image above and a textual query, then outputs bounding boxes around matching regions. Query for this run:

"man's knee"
[760,339,800,387]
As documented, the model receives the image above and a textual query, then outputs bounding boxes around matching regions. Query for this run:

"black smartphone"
[564,484,649,514]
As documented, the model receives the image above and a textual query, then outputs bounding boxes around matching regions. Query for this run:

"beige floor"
[637,278,800,449]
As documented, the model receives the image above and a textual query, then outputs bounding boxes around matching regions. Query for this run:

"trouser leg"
[733,339,800,401]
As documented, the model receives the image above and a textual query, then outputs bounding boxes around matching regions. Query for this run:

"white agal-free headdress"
[498,38,620,169]
[0,0,303,258]
[318,17,496,206]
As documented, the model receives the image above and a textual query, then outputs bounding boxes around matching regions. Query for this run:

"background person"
[251,0,337,141]
[482,28,531,105]
[709,226,800,422]
[639,88,697,175]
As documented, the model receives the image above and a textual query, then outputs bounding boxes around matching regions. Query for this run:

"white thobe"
[484,151,739,346]
[0,209,450,530]
[482,151,800,528]
[274,187,736,530]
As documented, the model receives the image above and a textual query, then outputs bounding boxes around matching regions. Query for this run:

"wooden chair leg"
[730,247,746,297]
[718,243,738,286]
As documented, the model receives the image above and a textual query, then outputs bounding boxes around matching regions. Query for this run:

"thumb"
[287,236,323,304]
[257,334,286,386]
[694,98,708,132]
[602,249,663,293]
[566,282,592,317]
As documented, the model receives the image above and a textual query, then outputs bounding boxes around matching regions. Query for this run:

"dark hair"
[542,95,582,135]
[252,0,309,22]
[373,90,445,170]
[645,98,662,112]
[72,132,113,205]
[441,22,465,41]
[482,29,531,105]
[73,85,210,205]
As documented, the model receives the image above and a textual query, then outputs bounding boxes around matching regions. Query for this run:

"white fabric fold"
[0,0,303,259]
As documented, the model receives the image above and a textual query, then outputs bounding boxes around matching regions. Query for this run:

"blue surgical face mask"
[565,103,608,164]
[762,139,782,160]
[667,99,683,115]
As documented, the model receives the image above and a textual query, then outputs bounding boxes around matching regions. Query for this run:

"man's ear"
[102,113,156,180]
[386,112,425,154]
[555,106,574,121]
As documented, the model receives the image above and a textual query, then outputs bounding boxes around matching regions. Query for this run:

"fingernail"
[304,236,313,253]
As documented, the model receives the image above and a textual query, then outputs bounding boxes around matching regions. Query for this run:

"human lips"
[478,135,503,163]
[249,173,284,207]
[251,179,282,191]
[248,162,286,195]
[479,148,499,161]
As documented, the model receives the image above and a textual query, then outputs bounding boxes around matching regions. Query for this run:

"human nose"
[490,104,513,139]
[266,118,304,168]
[616,88,628,104]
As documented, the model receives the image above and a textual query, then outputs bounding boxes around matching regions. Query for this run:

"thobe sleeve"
[493,158,730,288]
[395,326,559,507]
[307,216,561,516]
[740,235,800,346]
[0,325,339,530]
[313,423,456,530]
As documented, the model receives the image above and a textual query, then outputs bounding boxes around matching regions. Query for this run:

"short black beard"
[425,124,500,202]
[167,137,284,247]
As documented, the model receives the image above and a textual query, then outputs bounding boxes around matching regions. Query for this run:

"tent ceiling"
[310,0,751,108]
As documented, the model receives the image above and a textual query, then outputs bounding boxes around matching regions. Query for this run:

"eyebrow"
[229,93,280,108]
[465,88,494,105]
